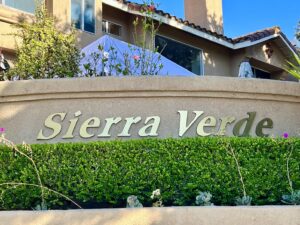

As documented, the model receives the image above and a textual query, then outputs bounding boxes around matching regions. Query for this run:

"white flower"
[103,51,109,59]
[151,189,161,199]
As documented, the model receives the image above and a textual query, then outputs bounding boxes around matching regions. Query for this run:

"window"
[71,0,95,33]
[155,35,203,75]
[1,0,41,14]
[252,67,271,79]
[102,20,122,37]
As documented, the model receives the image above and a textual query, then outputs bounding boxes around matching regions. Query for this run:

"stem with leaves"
[227,143,247,197]
[0,134,82,209]
[286,144,294,194]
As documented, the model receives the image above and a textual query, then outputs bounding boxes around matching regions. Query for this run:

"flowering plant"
[151,189,161,199]
[151,189,163,207]
[81,0,164,76]
[281,134,300,205]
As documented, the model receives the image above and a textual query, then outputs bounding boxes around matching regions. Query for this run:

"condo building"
[0,0,298,80]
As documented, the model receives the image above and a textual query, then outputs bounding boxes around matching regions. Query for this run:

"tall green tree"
[9,3,80,80]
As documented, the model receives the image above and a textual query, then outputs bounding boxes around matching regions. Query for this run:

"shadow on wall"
[207,13,224,36]
[202,0,224,35]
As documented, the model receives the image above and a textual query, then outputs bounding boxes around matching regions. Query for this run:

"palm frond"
[285,54,300,80]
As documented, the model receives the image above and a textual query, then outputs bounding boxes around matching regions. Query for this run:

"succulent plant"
[126,195,143,208]
[33,202,48,211]
[282,190,300,205]
[235,196,252,206]
[195,191,213,206]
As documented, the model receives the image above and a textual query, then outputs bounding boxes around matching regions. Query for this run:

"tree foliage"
[297,21,300,41]
[8,3,80,80]
[284,21,300,80]
[286,54,300,80]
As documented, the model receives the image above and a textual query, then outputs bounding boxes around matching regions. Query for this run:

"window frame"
[102,19,122,37]
[1,0,39,14]
[70,0,96,34]
[155,34,205,76]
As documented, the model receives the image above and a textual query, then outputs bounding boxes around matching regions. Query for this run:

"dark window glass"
[252,68,271,79]
[71,0,95,33]
[84,0,95,33]
[155,35,203,75]
[108,22,121,36]
[5,0,41,13]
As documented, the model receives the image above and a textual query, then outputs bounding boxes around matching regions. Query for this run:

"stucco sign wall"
[0,77,299,144]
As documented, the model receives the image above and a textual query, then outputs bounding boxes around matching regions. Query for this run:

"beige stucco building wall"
[102,4,133,44]
[0,1,295,80]
[100,4,233,77]
[230,42,291,80]
[0,5,33,49]
[100,4,290,78]
[47,0,103,48]
[0,0,103,52]
[0,5,34,65]
[185,0,223,34]
[157,24,232,76]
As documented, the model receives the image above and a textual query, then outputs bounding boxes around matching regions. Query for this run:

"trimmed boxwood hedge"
[0,137,299,209]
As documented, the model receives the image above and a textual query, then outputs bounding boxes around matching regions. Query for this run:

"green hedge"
[0,138,299,209]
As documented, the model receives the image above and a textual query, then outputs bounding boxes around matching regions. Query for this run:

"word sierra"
[37,111,161,140]
[37,110,274,140]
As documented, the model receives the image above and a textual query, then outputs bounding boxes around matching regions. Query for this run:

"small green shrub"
[0,137,299,209]
[7,3,80,80]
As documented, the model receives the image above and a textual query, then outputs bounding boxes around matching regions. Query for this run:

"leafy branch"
[0,134,82,209]
[227,143,247,197]
[225,142,252,206]
[82,0,165,77]
[285,54,300,80]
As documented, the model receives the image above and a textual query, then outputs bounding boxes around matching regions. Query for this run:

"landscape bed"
[0,137,299,210]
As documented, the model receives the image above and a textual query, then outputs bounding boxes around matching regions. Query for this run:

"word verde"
[37,111,273,140]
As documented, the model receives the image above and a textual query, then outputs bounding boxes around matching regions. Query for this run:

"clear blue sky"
[134,0,299,45]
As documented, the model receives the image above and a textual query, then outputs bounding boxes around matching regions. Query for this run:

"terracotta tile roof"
[232,27,298,53]
[115,0,234,43]
[112,0,297,53]
[232,26,281,43]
